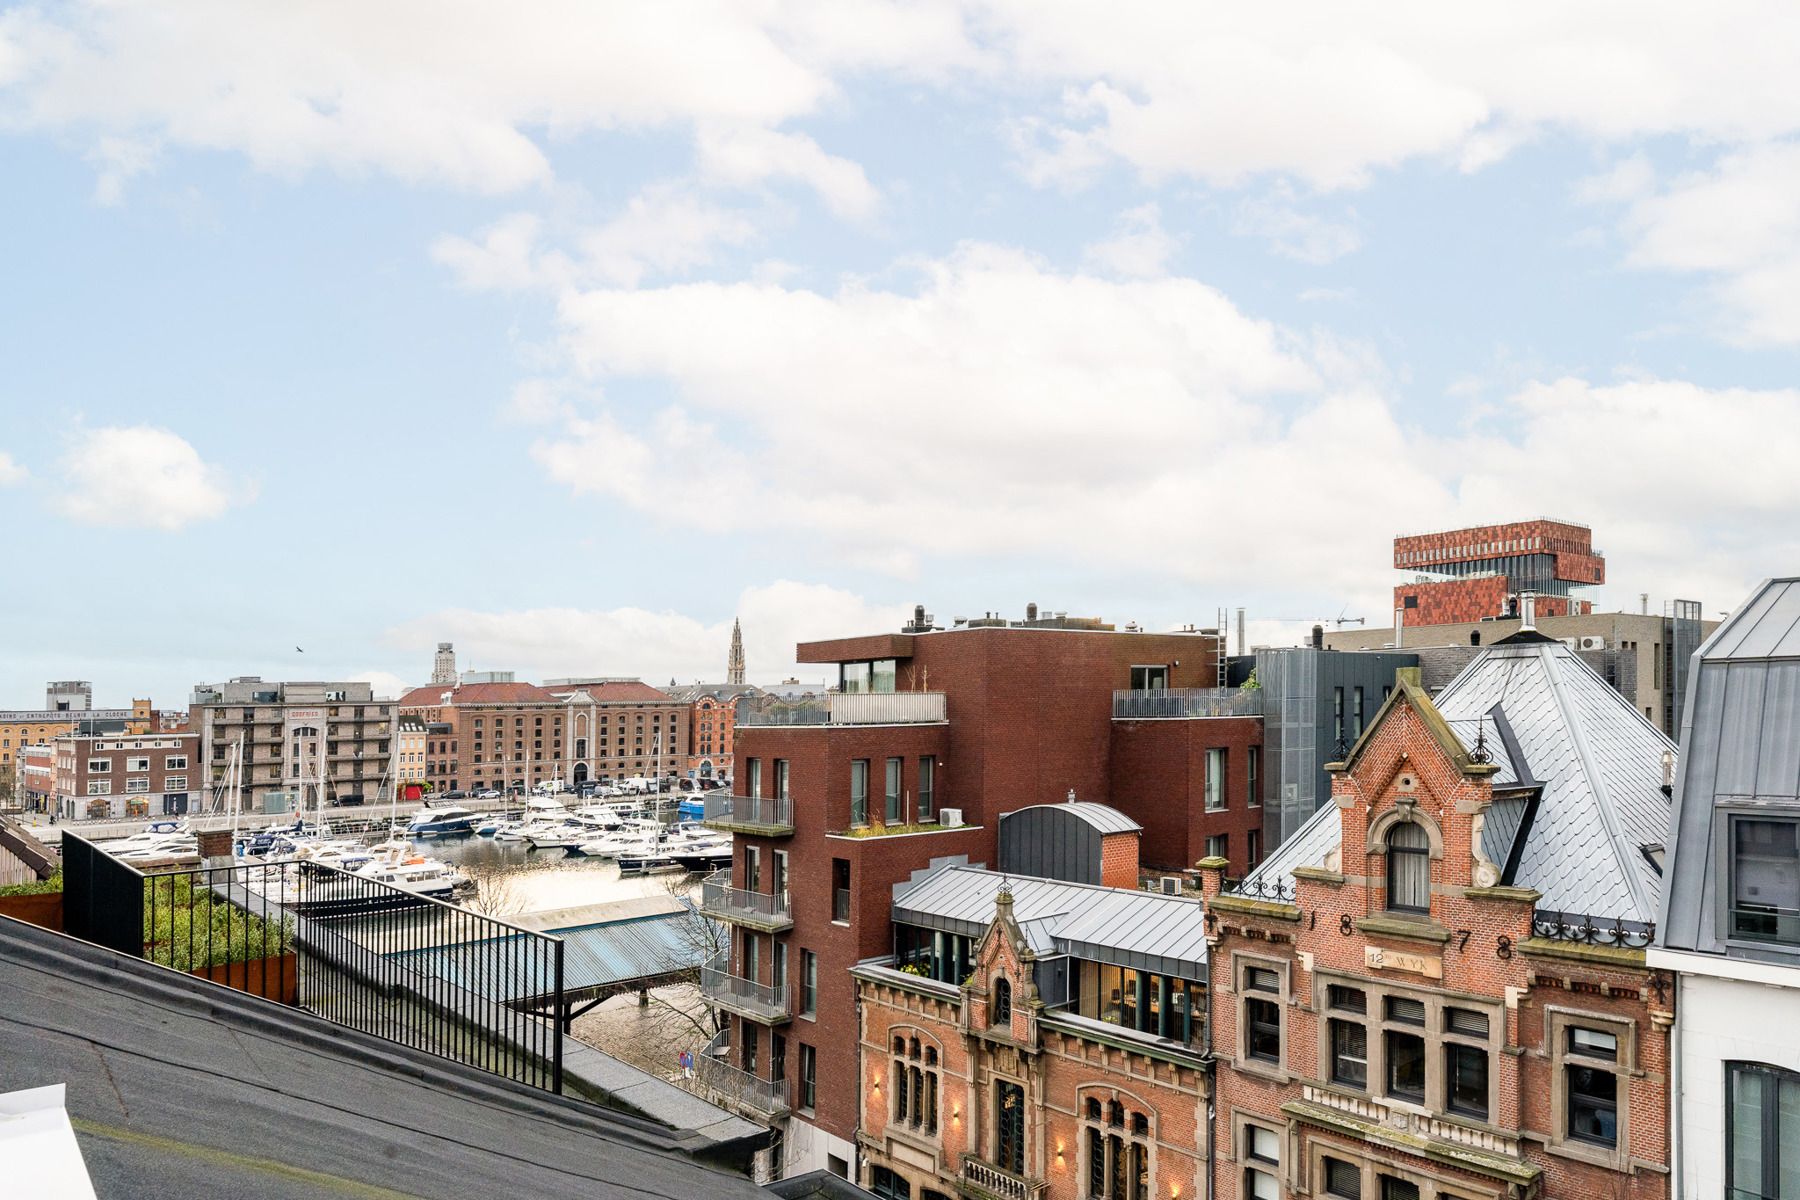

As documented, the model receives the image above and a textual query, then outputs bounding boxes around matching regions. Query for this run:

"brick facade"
[1393,520,1604,626]
[1109,715,1264,875]
[856,890,1209,1200]
[1200,681,1670,1200]
[51,731,201,819]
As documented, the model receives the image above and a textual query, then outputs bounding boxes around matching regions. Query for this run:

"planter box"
[190,953,298,1005]
[0,892,64,933]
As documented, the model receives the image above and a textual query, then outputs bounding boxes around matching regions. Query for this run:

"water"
[416,833,696,917]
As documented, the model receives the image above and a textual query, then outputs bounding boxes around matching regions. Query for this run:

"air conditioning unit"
[1160,876,1183,895]
[1559,637,1579,650]
[1579,636,1606,651]
[938,807,963,828]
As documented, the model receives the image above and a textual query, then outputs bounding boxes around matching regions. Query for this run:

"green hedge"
[144,872,293,972]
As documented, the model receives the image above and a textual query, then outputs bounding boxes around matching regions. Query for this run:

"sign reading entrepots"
[1365,944,1443,979]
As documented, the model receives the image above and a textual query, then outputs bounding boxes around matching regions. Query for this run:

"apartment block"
[49,731,201,820]
[701,605,1236,1178]
[191,678,393,810]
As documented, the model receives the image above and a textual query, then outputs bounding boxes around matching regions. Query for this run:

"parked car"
[334,793,365,807]
[442,790,468,800]
[475,789,501,800]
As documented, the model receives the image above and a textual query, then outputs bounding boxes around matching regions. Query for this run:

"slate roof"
[891,863,1208,979]
[0,915,767,1199]
[547,680,676,703]
[1247,639,1675,924]
[1699,577,1800,661]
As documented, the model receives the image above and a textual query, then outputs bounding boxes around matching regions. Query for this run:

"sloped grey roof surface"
[1000,801,1143,835]
[1661,578,1800,957]
[892,864,1208,977]
[1247,641,1674,924]
[0,917,768,1199]
[1700,577,1800,661]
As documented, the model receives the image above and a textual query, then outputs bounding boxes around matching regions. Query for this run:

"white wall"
[1676,971,1800,1198]
[781,1116,857,1182]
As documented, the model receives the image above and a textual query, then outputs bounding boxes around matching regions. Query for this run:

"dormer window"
[1731,817,1800,945]
[1386,821,1431,914]
[993,977,1012,1025]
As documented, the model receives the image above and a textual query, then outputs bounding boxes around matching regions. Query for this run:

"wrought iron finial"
[1469,719,1493,765]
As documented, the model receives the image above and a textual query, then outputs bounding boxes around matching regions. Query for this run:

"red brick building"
[700,608,1255,1179]
[854,846,1211,1200]
[49,731,200,820]
[1393,519,1605,625]
[398,677,687,792]
[1203,640,1673,1200]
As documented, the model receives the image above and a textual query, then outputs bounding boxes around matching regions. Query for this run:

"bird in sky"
[296,646,305,653]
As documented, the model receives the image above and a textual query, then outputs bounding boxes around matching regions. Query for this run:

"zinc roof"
[1001,801,1142,836]
[1699,577,1800,661]
[891,864,1207,979]
[1247,639,1673,925]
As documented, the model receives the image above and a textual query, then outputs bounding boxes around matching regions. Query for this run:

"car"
[475,789,501,800]
[442,790,468,800]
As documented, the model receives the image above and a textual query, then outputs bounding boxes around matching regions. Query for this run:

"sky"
[5,3,1800,707]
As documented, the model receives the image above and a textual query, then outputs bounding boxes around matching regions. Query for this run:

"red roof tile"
[397,682,560,708]
[547,680,673,703]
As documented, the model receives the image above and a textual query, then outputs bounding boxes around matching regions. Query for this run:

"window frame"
[1237,957,1286,1073]
[1546,1006,1634,1165]
[1726,1060,1800,1200]
[1723,811,1800,948]
[1205,747,1227,811]
[1315,973,1502,1125]
[1385,820,1433,914]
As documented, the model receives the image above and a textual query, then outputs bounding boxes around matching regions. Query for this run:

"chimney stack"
[1026,602,1039,622]
[1311,624,1324,650]
[1520,592,1538,631]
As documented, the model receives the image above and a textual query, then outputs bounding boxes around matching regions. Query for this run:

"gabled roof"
[891,863,1207,979]
[1247,639,1674,924]
[397,682,560,708]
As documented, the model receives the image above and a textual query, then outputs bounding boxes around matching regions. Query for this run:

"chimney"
[1641,593,1649,616]
[1236,607,1246,657]
[1311,624,1324,650]
[1520,592,1538,631]
[1661,749,1676,795]
[1470,630,1481,646]
[1026,602,1039,622]
[1394,605,1405,649]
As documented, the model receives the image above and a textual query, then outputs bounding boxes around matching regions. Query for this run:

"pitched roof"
[0,917,767,1198]
[547,680,675,703]
[1247,639,1675,925]
[891,863,1207,979]
[397,682,560,707]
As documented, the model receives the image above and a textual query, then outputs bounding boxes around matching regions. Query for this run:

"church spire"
[727,618,746,685]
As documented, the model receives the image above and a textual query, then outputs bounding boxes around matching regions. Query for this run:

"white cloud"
[1233,185,1362,264]
[85,135,157,206]
[54,425,245,531]
[433,186,759,293]
[348,669,412,702]
[1081,203,1178,278]
[513,245,1791,613]
[390,581,908,686]
[1590,141,1800,344]
[990,4,1800,190]
[696,126,880,222]
[0,450,26,485]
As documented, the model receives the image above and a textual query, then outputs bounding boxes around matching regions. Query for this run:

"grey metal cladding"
[1659,578,1800,957]
[891,864,1207,977]
[997,802,1137,885]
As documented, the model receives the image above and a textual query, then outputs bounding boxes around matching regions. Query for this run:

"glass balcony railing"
[1112,687,1262,719]
[738,692,947,727]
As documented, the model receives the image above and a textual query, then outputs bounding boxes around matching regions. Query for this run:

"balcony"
[700,954,790,1024]
[694,1032,790,1120]
[1112,687,1262,720]
[960,1154,1044,1200]
[699,871,793,931]
[738,691,947,727]
[702,794,794,837]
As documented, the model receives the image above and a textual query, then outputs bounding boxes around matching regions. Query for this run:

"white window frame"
[126,756,151,772]
[87,780,111,796]
[165,755,188,770]
[125,777,150,794]
[165,775,187,790]
[87,758,111,773]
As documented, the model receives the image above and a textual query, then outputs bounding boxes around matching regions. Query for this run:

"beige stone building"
[190,678,393,811]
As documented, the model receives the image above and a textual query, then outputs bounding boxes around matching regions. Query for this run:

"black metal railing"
[1221,876,1296,903]
[60,833,568,1093]
[1530,908,1656,949]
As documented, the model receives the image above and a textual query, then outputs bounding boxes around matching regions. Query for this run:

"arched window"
[993,977,1012,1024]
[1386,820,1431,913]
[1083,1099,1151,1200]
